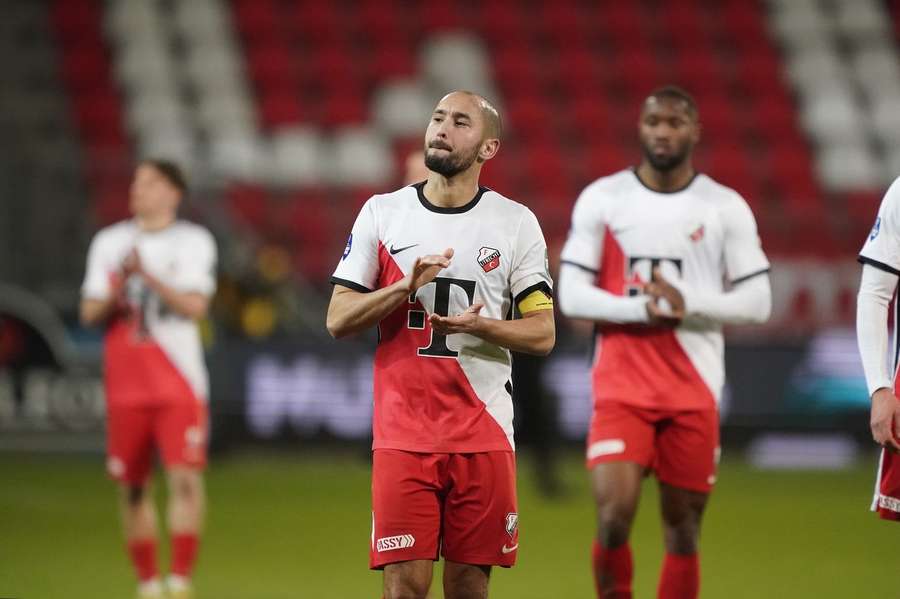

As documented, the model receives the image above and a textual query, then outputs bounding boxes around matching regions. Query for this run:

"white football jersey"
[82,219,217,402]
[560,169,769,409]
[332,182,552,452]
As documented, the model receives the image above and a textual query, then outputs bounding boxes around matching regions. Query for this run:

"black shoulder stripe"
[730,267,771,286]
[560,260,598,275]
[329,276,373,293]
[858,255,900,277]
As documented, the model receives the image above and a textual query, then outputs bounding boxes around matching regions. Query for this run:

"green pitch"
[0,450,894,598]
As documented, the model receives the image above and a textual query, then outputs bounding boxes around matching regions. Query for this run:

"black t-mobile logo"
[408,276,476,358]
[625,256,682,297]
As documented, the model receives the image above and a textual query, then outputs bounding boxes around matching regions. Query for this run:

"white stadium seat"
[270,127,327,186]
[328,127,392,186]
[371,80,433,137]
[816,143,883,191]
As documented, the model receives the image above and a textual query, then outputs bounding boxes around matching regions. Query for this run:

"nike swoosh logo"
[389,243,418,255]
[501,544,518,554]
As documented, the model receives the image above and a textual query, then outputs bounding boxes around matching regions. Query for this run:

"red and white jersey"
[82,219,217,405]
[561,169,769,410]
[332,182,552,452]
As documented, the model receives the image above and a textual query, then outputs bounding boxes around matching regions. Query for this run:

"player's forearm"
[471,311,555,356]
[142,273,209,319]
[327,280,410,338]
[857,265,898,396]
[676,274,771,325]
[558,264,649,324]
[79,297,117,327]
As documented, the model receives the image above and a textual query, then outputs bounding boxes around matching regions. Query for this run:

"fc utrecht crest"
[478,247,501,273]
[505,512,519,537]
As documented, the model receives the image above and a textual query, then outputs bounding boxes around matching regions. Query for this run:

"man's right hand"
[406,248,453,293]
[871,388,900,452]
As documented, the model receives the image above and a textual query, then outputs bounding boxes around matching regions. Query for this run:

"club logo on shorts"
[477,247,501,273]
[107,456,125,478]
[505,512,518,538]
[376,534,415,552]
[185,426,205,446]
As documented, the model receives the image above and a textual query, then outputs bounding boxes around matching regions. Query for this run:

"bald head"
[440,90,503,141]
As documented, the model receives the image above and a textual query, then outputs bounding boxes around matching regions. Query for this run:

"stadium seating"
[41,0,900,288]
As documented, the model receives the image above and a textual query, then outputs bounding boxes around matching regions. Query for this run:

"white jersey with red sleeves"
[331,182,552,453]
[561,169,769,410]
[82,219,217,405]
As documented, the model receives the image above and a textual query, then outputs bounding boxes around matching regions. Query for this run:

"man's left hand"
[429,303,484,335]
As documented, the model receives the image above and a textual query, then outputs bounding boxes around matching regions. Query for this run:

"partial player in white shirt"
[856,175,900,523]
[558,87,771,599]
[80,160,215,599]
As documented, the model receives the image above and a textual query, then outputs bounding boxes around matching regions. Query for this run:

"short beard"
[641,144,690,173]
[425,146,479,178]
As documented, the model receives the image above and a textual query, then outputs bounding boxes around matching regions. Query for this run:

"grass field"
[1,449,895,599]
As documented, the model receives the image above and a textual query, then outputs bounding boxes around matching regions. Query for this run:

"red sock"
[592,540,633,598]
[171,533,200,578]
[657,553,699,599]
[127,539,158,582]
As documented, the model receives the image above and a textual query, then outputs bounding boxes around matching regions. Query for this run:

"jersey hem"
[593,395,718,412]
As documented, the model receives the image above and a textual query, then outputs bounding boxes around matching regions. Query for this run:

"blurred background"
[1,0,898,597]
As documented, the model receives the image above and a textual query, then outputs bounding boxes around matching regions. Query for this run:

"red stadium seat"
[612,48,665,99]
[597,3,647,47]
[245,41,299,91]
[258,89,305,128]
[364,42,417,83]
[232,0,280,40]
[226,184,269,230]
[477,1,529,45]
[51,0,102,43]
[671,50,727,96]
[288,1,342,41]
[59,40,110,91]
[417,0,466,34]
[319,89,369,127]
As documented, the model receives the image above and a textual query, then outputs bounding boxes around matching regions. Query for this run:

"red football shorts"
[872,447,900,522]
[106,399,208,484]
[370,449,519,569]
[586,401,720,493]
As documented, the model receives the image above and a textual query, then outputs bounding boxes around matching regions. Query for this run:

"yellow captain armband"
[517,288,554,314]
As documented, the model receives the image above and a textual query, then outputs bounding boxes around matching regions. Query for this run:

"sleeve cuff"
[330,276,373,293]
[629,296,650,323]
[858,255,900,277]
[868,381,894,398]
